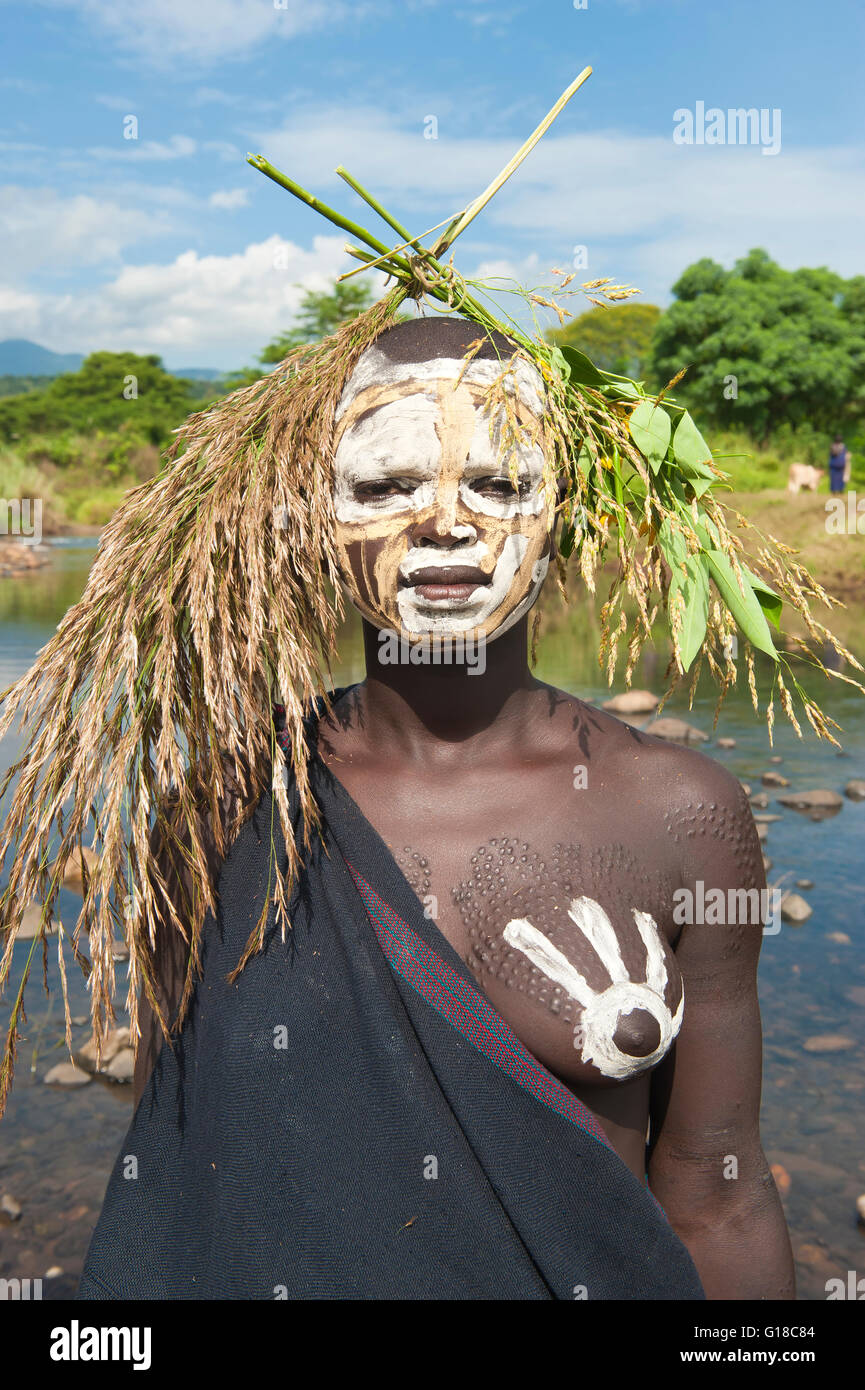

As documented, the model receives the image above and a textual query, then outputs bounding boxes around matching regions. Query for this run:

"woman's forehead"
[333,386,544,480]
[335,340,546,426]
[333,381,545,483]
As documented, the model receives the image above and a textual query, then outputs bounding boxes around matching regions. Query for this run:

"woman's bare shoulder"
[538,684,750,817]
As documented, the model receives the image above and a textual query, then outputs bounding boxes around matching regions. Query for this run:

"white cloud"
[29,0,340,64]
[0,286,42,329]
[0,141,49,154]
[251,108,865,303]
[6,105,865,371]
[252,105,502,210]
[0,77,46,95]
[202,140,242,163]
[190,88,244,108]
[0,235,392,367]
[94,95,139,112]
[209,188,250,210]
[0,186,181,275]
[87,134,198,162]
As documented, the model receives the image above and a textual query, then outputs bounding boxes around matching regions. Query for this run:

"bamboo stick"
[433,66,593,255]
[335,166,418,247]
[246,154,414,277]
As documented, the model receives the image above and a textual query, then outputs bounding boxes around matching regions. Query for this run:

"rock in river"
[770,1164,791,1197]
[0,540,50,578]
[602,690,659,714]
[75,1025,131,1074]
[761,770,791,787]
[1,1193,22,1221]
[53,845,100,893]
[44,1061,92,1087]
[103,1047,134,1084]
[15,903,56,939]
[802,1034,855,1053]
[780,892,812,923]
[777,788,843,820]
[642,717,708,743]
[844,780,865,801]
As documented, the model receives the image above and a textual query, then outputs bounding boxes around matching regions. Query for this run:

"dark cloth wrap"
[77,696,705,1300]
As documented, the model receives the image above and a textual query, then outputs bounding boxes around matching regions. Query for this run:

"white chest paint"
[503,895,684,1080]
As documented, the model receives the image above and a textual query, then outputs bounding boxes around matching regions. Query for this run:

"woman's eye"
[354,479,415,500]
[472,476,531,498]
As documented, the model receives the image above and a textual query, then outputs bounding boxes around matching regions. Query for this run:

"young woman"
[69,316,793,1300]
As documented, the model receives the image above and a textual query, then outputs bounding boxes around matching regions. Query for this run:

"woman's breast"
[395,836,684,1090]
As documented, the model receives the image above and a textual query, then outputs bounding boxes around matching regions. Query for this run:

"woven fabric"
[348,864,613,1146]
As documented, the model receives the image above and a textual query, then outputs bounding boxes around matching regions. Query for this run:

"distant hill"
[0,340,225,383]
[170,367,226,381]
[0,340,84,376]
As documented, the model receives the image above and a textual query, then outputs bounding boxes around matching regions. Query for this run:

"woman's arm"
[647,762,795,1300]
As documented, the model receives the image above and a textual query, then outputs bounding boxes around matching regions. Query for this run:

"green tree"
[262,280,375,360]
[0,352,203,446]
[547,302,661,378]
[646,249,865,442]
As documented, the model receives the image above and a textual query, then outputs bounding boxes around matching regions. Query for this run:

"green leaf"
[672,411,713,470]
[624,474,648,501]
[688,473,716,498]
[693,516,723,549]
[549,346,569,382]
[576,443,593,479]
[629,401,672,472]
[704,550,779,660]
[657,517,688,571]
[603,379,642,402]
[670,412,716,496]
[740,565,783,629]
[669,555,709,671]
[559,345,608,387]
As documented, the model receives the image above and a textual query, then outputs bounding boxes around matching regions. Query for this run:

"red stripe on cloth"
[346,861,612,1149]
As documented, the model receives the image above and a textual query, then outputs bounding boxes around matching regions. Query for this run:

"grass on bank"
[0,433,161,530]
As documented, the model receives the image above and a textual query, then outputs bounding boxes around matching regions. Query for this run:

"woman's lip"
[402,567,490,586]
[412,582,484,602]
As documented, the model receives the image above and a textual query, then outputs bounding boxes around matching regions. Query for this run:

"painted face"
[331,350,552,642]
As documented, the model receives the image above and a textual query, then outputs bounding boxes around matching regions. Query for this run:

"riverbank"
[0,527,101,578]
[726,489,865,602]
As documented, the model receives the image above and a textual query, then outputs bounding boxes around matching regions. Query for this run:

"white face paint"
[503,896,683,1081]
[330,349,552,642]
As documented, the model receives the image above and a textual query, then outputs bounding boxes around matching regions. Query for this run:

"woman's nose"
[411,485,476,546]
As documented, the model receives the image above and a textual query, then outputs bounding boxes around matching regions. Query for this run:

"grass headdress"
[0,69,861,1117]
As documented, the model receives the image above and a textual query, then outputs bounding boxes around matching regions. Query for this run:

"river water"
[0,540,863,1301]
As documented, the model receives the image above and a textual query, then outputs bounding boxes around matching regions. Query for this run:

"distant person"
[828,435,848,494]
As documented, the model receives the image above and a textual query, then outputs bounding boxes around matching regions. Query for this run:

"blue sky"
[1,0,863,369]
